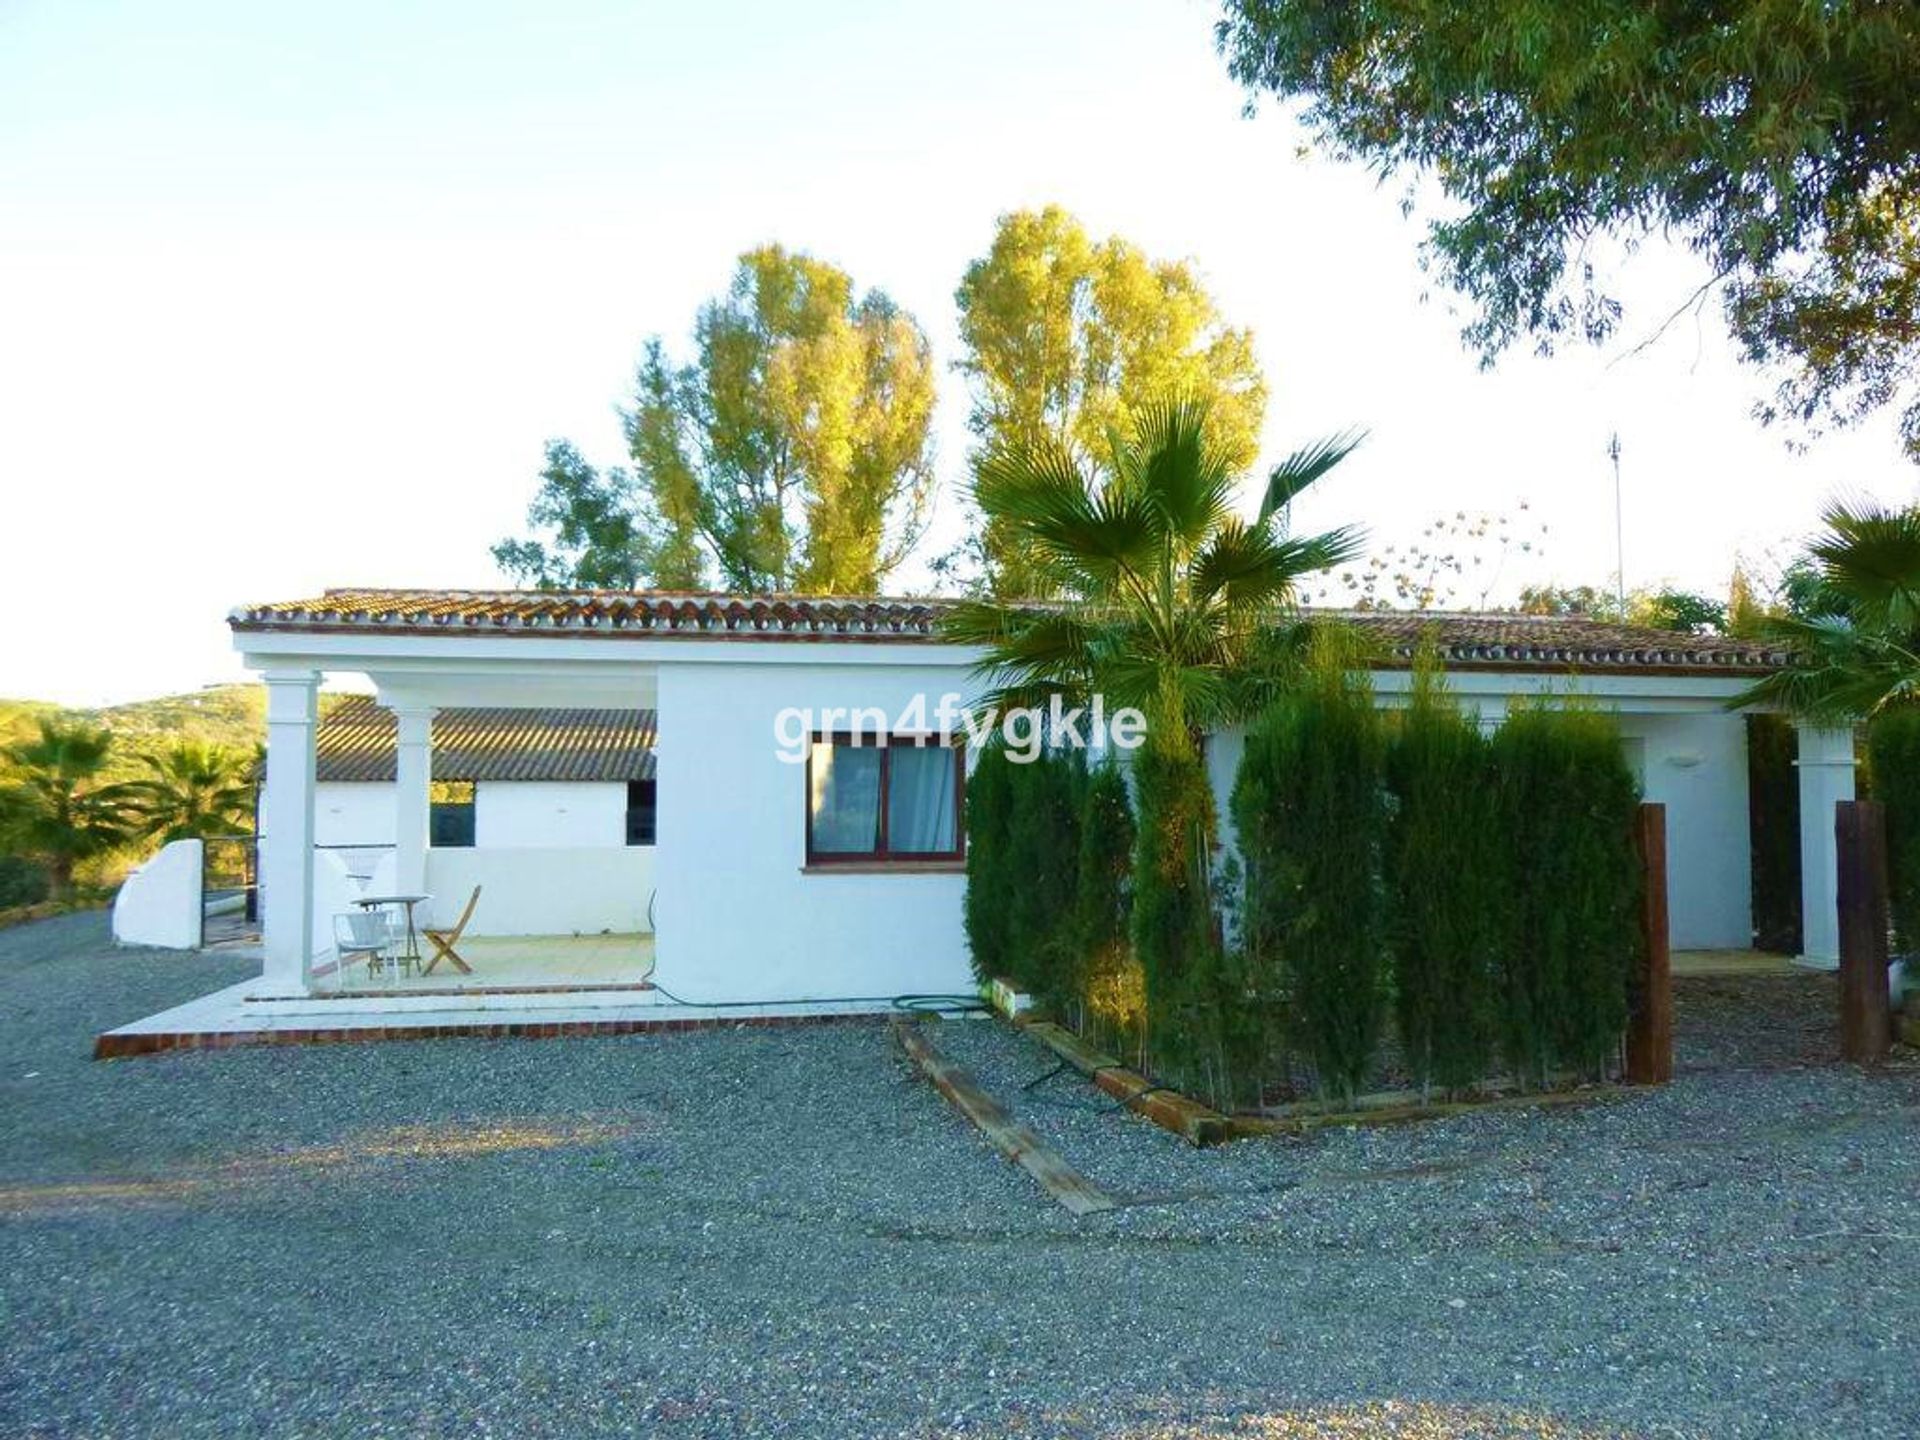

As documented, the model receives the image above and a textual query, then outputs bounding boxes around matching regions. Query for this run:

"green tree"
[953,206,1269,595]
[0,719,133,898]
[1514,583,1728,634]
[1002,749,1085,1011]
[1739,499,1920,720]
[1866,706,1920,954]
[943,397,1364,1078]
[962,744,1015,985]
[1232,638,1387,1105]
[1073,761,1138,1047]
[490,441,674,591]
[1383,658,1505,1095]
[496,245,937,594]
[120,740,258,844]
[1218,2,1920,459]
[1490,707,1641,1084]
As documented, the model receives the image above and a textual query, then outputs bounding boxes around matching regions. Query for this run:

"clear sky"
[3,0,1915,705]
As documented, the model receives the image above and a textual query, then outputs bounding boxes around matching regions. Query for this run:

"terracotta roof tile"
[316,695,656,783]
[233,588,1785,676]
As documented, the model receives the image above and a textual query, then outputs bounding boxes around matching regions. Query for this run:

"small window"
[626,779,656,847]
[429,780,475,848]
[805,735,962,865]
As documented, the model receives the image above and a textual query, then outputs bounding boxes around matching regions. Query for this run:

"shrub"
[1867,705,1920,953]
[1384,667,1506,1095]
[1746,714,1802,954]
[1002,748,1084,1008]
[1490,706,1641,1084]
[0,856,50,910]
[962,744,1014,985]
[1073,761,1138,1046]
[1130,743,1226,1091]
[1232,650,1387,1105]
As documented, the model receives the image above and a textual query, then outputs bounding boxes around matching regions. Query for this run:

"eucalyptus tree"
[497,245,937,594]
[953,207,1268,595]
[1218,0,1920,460]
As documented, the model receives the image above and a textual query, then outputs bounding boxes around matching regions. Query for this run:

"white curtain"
[810,742,882,853]
[887,745,956,852]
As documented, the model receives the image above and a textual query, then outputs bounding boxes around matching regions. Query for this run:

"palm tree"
[120,739,259,845]
[942,397,1365,1079]
[941,396,1366,761]
[0,719,135,898]
[1739,499,1920,721]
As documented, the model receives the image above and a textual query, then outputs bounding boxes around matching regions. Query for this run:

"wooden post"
[1626,803,1673,1084]
[1836,799,1893,1064]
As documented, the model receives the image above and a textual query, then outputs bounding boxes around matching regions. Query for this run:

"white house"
[217,587,1847,1017]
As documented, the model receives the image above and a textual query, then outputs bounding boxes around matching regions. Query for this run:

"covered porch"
[254,654,664,1002]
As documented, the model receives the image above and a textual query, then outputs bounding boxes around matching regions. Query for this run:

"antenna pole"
[1608,431,1625,616]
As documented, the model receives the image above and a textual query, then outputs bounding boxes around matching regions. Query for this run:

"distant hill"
[0,685,268,779]
[0,685,364,776]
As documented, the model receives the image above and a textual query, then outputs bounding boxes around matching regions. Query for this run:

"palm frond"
[1811,498,1920,635]
[1259,429,1367,527]
[1735,612,1920,722]
[1125,394,1239,550]
[971,439,1159,597]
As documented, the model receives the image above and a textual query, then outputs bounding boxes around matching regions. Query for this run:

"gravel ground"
[2,915,1917,1439]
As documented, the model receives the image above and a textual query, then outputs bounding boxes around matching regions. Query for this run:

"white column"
[1474,697,1507,735]
[1795,721,1857,970]
[390,705,437,896]
[260,669,321,993]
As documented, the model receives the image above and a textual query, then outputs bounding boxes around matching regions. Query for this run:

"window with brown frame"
[805,734,964,866]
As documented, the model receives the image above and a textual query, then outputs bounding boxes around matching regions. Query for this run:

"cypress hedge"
[1746,714,1802,954]
[1003,747,1085,1010]
[1074,760,1139,1047]
[1490,706,1641,1084]
[1384,668,1506,1095]
[962,743,1014,985]
[1232,654,1387,1105]
[1130,743,1224,1088]
[1867,706,1920,953]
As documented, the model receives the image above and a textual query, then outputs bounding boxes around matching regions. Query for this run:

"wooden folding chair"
[422,886,482,975]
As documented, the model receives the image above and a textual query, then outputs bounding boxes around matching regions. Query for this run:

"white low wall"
[311,849,364,957]
[315,782,397,848]
[419,846,653,936]
[316,781,636,850]
[476,782,629,848]
[112,839,204,949]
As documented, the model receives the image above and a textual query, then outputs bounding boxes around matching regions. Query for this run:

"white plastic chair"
[332,910,392,985]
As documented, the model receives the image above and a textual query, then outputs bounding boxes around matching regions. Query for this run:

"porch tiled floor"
[323,933,654,997]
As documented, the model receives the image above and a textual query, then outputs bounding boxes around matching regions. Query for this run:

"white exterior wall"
[315,780,631,849]
[475,782,629,848]
[1617,712,1753,949]
[315,782,397,848]
[651,660,977,1004]
[420,847,652,936]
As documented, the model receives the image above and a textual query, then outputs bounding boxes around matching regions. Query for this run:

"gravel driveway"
[2,914,1916,1439]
